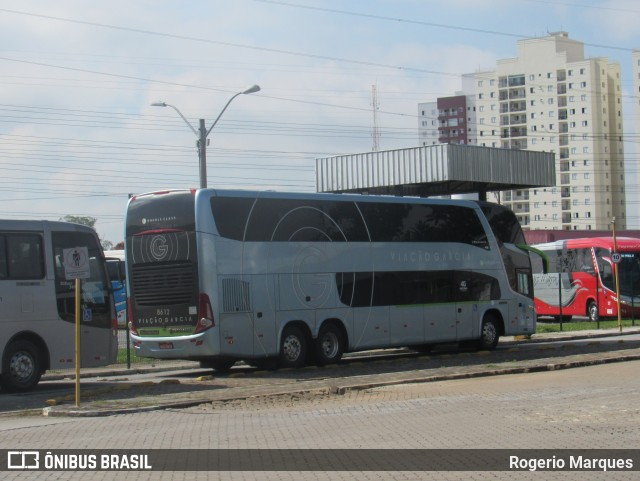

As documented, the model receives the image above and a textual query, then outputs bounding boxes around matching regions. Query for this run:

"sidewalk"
[37,327,640,418]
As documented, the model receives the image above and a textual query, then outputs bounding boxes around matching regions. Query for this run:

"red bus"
[531,237,640,322]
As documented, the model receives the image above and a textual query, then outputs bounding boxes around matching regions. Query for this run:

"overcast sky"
[1,0,639,244]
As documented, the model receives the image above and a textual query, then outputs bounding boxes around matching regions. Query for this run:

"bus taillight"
[127,298,138,335]
[196,293,215,334]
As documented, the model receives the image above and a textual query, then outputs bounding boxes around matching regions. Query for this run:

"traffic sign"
[611,252,622,264]
[62,247,91,280]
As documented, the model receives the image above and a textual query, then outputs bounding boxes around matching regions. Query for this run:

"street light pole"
[152,84,260,188]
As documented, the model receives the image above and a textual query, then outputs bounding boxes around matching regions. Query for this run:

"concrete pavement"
[34,327,640,417]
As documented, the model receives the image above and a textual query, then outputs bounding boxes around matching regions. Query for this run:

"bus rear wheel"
[315,324,344,366]
[479,315,500,351]
[587,301,599,322]
[1,340,42,392]
[279,325,307,368]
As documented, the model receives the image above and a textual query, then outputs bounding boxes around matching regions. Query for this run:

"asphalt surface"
[7,327,640,418]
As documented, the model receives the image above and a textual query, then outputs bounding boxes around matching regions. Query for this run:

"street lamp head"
[151,101,168,107]
[242,85,260,95]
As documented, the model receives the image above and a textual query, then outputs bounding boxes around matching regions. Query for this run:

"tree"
[60,215,112,250]
[60,215,97,229]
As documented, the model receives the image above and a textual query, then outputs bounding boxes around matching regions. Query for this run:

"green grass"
[536,318,639,333]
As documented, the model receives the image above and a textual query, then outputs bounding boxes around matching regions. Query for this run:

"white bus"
[0,220,118,391]
[125,189,536,371]
[104,250,127,328]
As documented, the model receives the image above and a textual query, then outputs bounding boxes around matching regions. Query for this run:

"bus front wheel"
[587,301,599,322]
[479,315,500,351]
[279,325,307,368]
[315,324,344,366]
[1,340,42,392]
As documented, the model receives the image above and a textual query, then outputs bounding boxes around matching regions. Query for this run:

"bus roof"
[532,237,640,252]
[130,188,500,209]
[0,219,98,233]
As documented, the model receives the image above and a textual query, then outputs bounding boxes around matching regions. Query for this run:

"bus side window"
[578,248,595,275]
[600,262,614,290]
[7,234,44,279]
[0,235,6,278]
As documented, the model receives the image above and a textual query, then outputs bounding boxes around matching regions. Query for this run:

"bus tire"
[1,340,42,392]
[587,301,598,322]
[279,325,307,368]
[479,314,500,351]
[315,323,344,366]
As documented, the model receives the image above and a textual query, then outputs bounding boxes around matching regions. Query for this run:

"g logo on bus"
[150,235,169,261]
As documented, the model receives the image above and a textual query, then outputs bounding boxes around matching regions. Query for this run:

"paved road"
[1,328,639,416]
[0,359,638,480]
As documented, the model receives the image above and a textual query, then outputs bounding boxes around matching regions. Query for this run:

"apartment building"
[634,49,640,155]
[418,95,473,146]
[424,32,626,230]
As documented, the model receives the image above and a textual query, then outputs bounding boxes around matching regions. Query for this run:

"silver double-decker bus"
[125,189,535,370]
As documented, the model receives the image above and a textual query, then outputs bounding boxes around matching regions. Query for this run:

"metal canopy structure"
[316,144,556,200]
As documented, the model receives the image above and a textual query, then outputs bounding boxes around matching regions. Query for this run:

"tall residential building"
[424,32,626,231]
[634,49,640,159]
[418,95,474,146]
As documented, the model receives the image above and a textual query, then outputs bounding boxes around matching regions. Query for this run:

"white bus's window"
[7,234,44,279]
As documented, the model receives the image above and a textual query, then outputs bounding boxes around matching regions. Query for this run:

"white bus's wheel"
[1,340,42,392]
[479,315,500,351]
[279,325,307,368]
[315,324,344,365]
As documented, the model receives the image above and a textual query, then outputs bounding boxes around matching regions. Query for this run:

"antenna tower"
[371,84,380,151]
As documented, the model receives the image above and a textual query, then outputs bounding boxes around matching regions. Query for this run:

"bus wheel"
[587,301,599,322]
[479,315,500,351]
[315,324,344,365]
[279,325,307,368]
[1,340,42,392]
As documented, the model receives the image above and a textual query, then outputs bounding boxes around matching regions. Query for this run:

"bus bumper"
[130,332,219,359]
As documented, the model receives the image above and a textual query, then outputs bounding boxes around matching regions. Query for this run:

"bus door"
[423,271,457,343]
[251,274,278,358]
[453,271,477,340]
